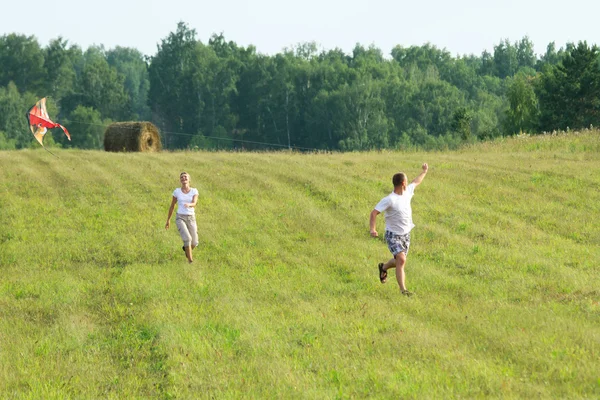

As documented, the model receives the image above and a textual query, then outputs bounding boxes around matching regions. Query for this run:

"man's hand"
[412,163,429,186]
[369,210,380,237]
[165,221,170,230]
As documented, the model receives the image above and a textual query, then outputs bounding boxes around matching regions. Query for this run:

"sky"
[3,0,600,58]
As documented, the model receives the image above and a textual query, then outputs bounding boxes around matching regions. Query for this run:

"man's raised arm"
[411,163,429,186]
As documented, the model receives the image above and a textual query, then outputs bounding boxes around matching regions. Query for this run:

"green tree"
[442,57,481,98]
[505,73,539,134]
[302,48,355,149]
[264,52,299,148]
[451,107,472,140]
[106,46,151,120]
[80,46,130,120]
[66,106,107,149]
[493,39,518,78]
[479,50,495,76]
[391,43,452,77]
[232,50,264,148]
[336,77,389,150]
[382,71,415,145]
[537,42,566,70]
[0,83,31,148]
[43,37,80,100]
[148,22,204,148]
[350,44,391,83]
[470,90,505,140]
[205,34,242,140]
[405,79,466,138]
[537,41,600,131]
[516,36,536,70]
[0,34,46,93]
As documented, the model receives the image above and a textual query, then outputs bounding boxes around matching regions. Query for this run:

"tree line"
[1,22,599,151]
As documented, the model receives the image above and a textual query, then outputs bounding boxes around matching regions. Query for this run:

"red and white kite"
[26,97,71,152]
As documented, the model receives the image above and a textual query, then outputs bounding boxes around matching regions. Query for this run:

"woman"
[166,172,199,263]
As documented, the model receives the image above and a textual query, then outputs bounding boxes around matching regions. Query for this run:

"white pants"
[175,214,198,248]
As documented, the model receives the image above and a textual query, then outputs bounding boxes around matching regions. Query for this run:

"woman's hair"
[392,173,407,187]
[180,171,190,178]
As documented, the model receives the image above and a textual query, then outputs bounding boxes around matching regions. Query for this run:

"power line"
[69,120,322,152]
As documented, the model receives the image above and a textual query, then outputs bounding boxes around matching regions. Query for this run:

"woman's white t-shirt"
[173,187,198,216]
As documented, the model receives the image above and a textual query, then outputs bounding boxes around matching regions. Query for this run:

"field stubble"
[0,132,599,398]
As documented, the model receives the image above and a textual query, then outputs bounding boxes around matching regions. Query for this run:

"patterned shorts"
[385,231,411,257]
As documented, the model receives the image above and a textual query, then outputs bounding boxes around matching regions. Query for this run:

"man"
[370,163,429,296]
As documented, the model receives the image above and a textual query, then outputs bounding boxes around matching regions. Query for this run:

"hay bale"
[104,122,161,152]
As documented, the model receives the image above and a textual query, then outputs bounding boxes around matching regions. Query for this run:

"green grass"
[1,131,599,399]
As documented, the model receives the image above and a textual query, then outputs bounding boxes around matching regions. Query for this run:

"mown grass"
[0,131,599,399]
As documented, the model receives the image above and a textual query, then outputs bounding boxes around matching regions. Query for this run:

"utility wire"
[68,120,322,152]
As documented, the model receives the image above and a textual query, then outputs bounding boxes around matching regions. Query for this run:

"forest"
[1,22,599,151]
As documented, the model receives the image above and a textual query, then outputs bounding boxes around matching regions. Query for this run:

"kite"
[26,97,71,156]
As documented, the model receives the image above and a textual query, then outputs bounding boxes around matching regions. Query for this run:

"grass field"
[1,131,599,398]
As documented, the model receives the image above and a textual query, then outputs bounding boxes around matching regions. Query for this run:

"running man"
[370,163,429,296]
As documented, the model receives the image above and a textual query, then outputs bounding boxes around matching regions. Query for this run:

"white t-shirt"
[374,183,416,235]
[173,187,199,216]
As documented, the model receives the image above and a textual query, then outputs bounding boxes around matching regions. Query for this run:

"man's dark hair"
[392,173,407,187]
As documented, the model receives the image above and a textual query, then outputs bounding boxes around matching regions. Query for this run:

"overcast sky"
[3,0,599,58]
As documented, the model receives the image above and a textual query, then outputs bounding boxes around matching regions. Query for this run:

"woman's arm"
[185,194,198,209]
[165,196,177,229]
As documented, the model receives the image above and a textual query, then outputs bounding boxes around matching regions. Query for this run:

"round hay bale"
[103,122,162,152]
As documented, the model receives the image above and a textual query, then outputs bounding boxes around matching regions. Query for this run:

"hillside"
[1,132,599,398]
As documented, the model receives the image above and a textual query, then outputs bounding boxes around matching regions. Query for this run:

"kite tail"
[58,124,71,141]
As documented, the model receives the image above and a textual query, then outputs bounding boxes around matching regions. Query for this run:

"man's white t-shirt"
[374,183,416,235]
[173,187,198,216]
